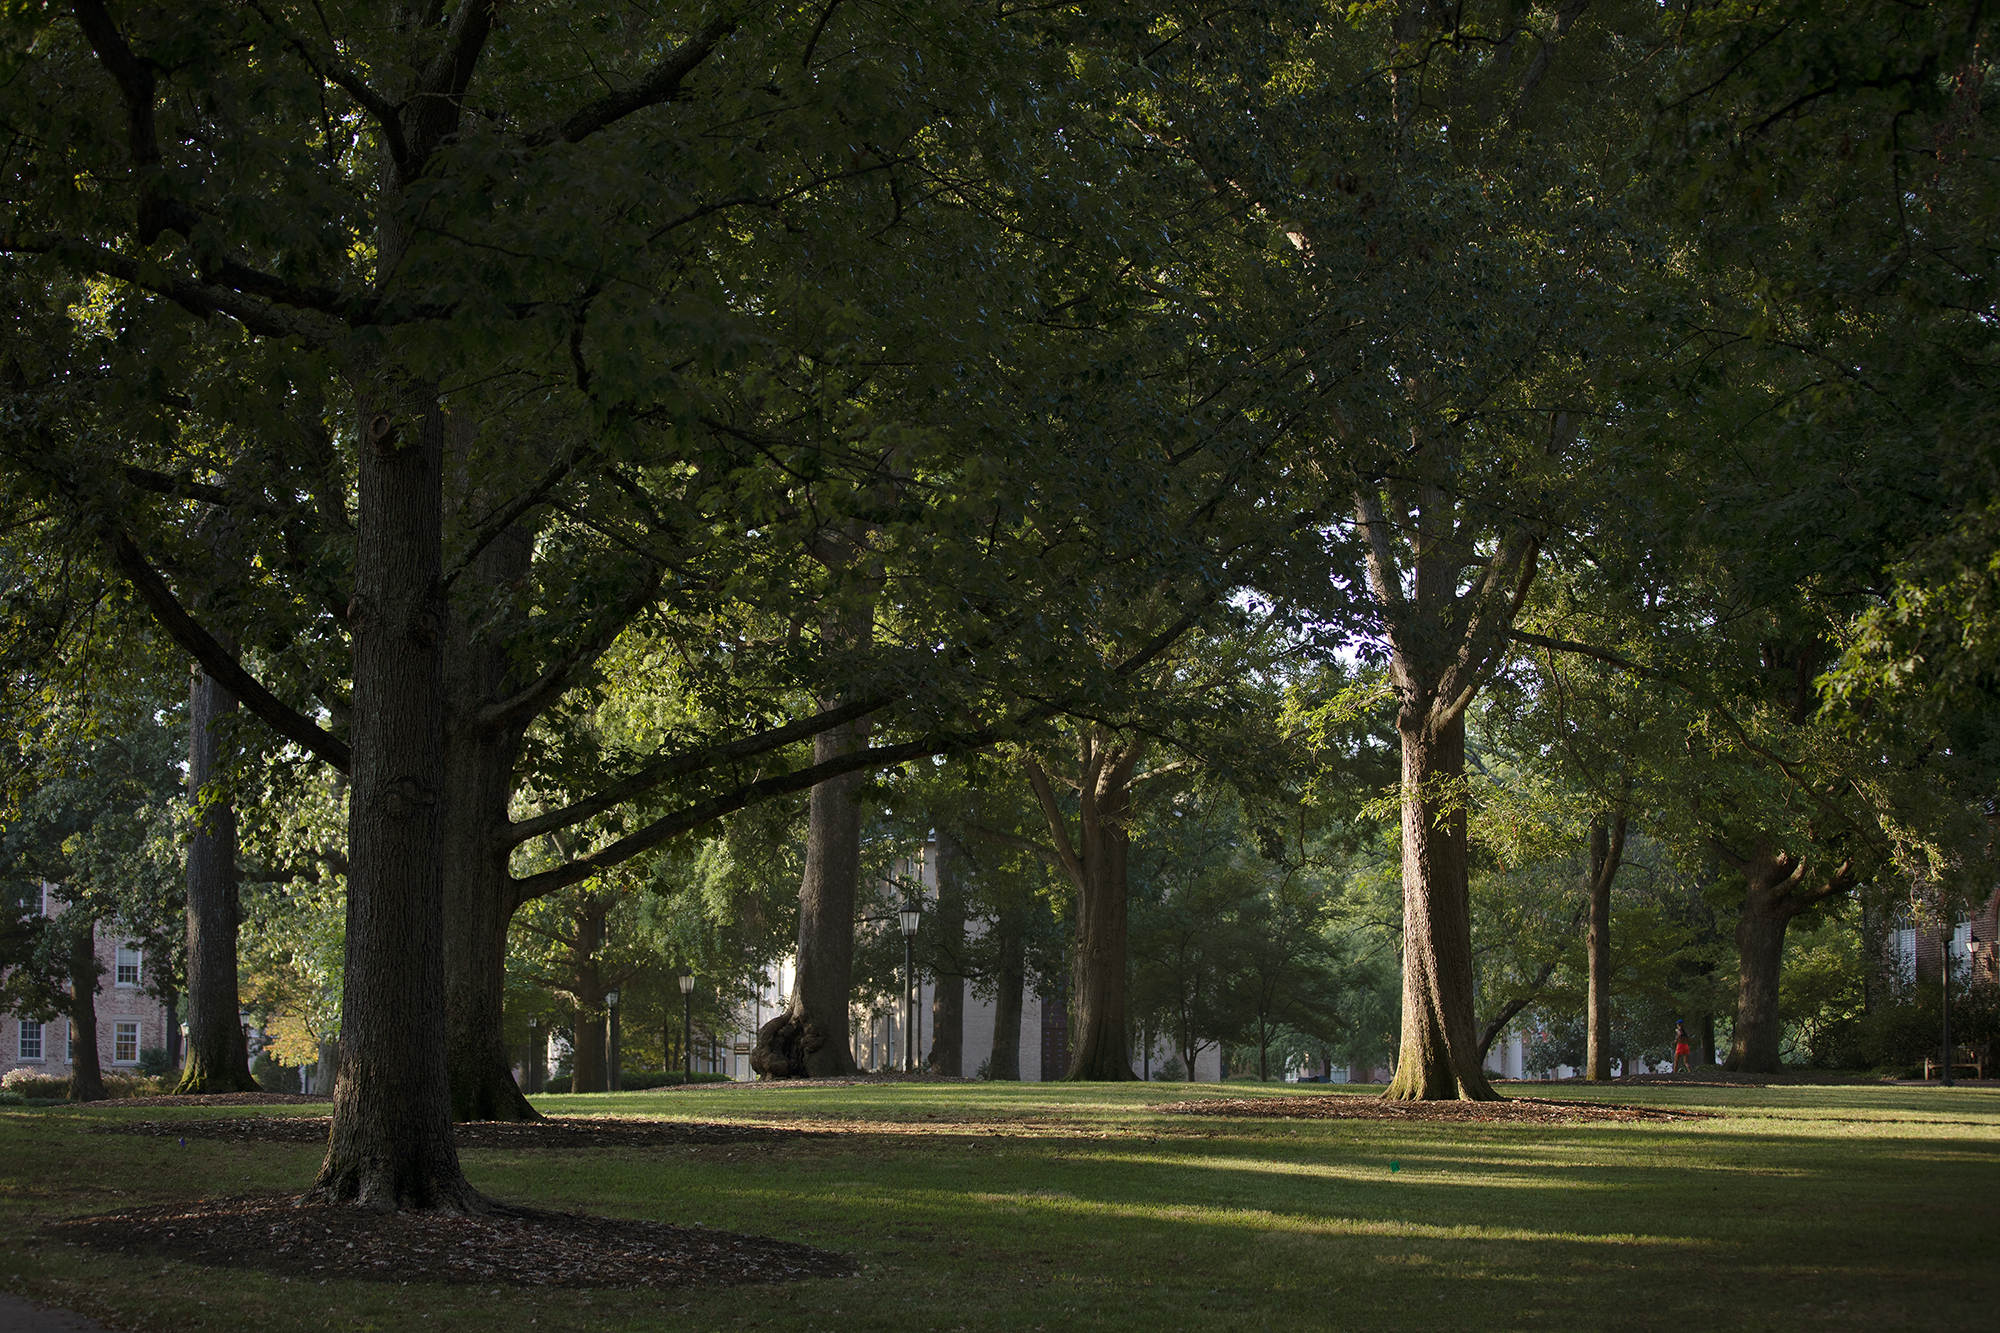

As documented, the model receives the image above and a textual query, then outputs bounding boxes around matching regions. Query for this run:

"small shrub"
[137,1046,172,1077]
[973,1057,991,1080]
[1,1070,69,1098]
[1152,1057,1186,1082]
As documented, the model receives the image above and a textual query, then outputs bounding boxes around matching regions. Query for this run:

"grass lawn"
[1,1079,1995,1332]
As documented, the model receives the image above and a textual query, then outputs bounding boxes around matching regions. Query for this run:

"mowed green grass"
[0,1080,1995,1332]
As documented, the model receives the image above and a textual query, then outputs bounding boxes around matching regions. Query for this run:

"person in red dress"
[1674,1019,1693,1073]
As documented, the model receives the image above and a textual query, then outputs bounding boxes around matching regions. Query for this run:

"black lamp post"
[679,970,695,1084]
[605,990,622,1092]
[1941,921,1956,1087]
[899,901,922,1072]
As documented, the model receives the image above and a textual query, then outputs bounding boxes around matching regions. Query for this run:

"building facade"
[1,888,171,1081]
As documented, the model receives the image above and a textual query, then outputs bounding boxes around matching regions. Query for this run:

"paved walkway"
[0,1292,117,1331]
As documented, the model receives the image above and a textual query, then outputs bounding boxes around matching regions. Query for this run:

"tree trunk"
[1068,808,1135,1080]
[1697,1014,1716,1067]
[66,921,106,1102]
[988,911,1026,1080]
[566,899,608,1093]
[1384,712,1498,1101]
[1726,891,1789,1074]
[440,499,539,1122]
[1021,734,1144,1082]
[756,718,868,1079]
[927,827,967,1076]
[305,397,478,1211]
[1585,809,1629,1082]
[177,666,257,1094]
[1715,839,1855,1075]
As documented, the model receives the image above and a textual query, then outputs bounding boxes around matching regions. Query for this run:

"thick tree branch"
[1021,755,1087,887]
[1353,489,1407,611]
[242,1,410,168]
[121,466,234,509]
[508,732,943,904]
[961,820,1062,869]
[1,233,326,342]
[1476,958,1557,1062]
[441,442,593,592]
[1510,629,1653,676]
[108,531,351,771]
[468,565,665,735]
[528,13,740,147]
[70,0,195,244]
[504,694,894,848]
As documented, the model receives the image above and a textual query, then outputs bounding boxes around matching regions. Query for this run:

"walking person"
[1673,1019,1693,1074]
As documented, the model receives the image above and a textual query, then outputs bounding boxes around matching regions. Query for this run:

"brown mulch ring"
[50,1194,853,1289]
[1156,1095,1710,1123]
[94,1116,818,1149]
[98,1092,331,1108]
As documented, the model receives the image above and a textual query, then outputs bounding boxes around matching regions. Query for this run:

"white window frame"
[113,1021,139,1065]
[115,945,142,988]
[17,1020,42,1062]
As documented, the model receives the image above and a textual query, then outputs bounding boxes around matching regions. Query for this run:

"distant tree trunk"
[318,1039,342,1096]
[305,396,478,1212]
[1585,806,1630,1082]
[927,828,967,1076]
[1697,1015,1716,1067]
[1715,838,1856,1074]
[177,665,256,1095]
[66,920,106,1102]
[988,911,1026,1080]
[566,898,609,1093]
[757,717,869,1079]
[1022,733,1144,1082]
[1383,712,1498,1101]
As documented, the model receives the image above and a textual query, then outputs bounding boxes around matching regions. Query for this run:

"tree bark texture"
[927,827,967,1076]
[1023,732,1144,1081]
[177,665,256,1094]
[987,911,1026,1080]
[306,397,478,1211]
[1384,712,1498,1100]
[755,718,868,1078]
[1715,838,1856,1074]
[438,476,541,1121]
[1585,809,1629,1082]
[65,920,106,1102]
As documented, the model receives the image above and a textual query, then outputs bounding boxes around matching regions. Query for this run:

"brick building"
[1,886,172,1081]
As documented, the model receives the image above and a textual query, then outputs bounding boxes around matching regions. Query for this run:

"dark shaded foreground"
[51,1195,853,1289]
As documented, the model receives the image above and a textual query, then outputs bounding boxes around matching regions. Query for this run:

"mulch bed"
[50,1195,852,1289]
[1156,1095,1709,1123]
[94,1116,817,1149]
